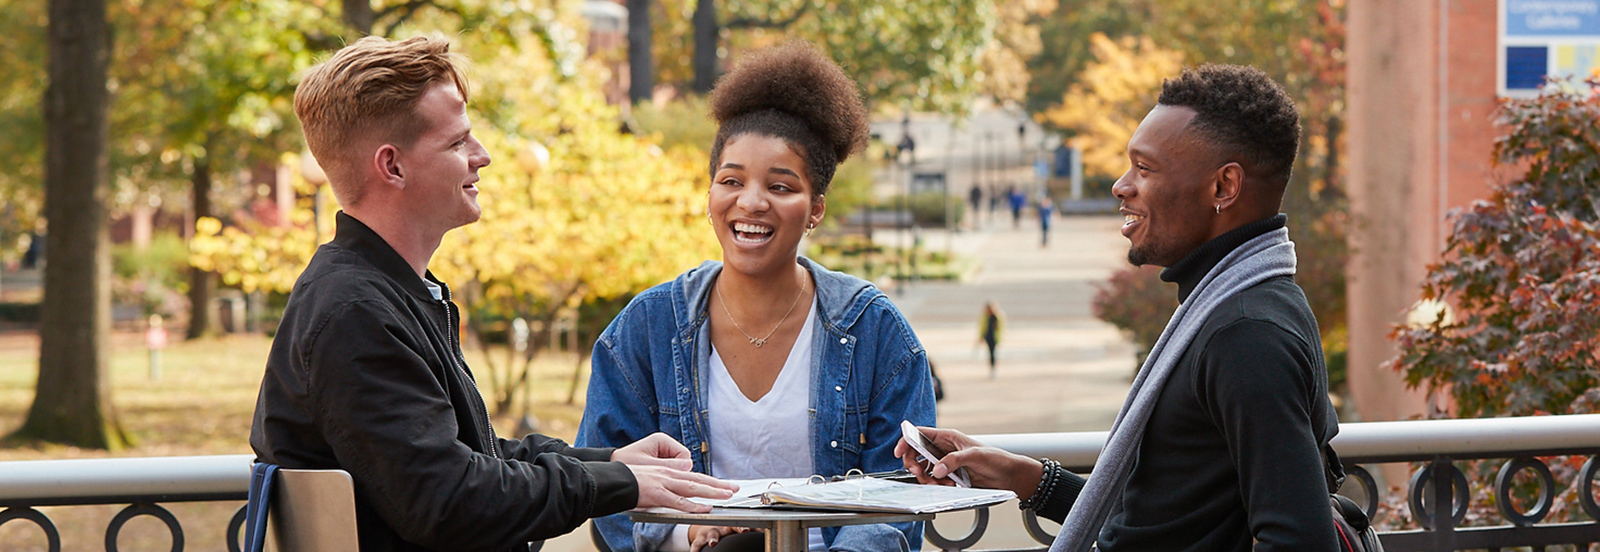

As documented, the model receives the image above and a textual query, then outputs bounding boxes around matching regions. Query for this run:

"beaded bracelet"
[1019,458,1061,511]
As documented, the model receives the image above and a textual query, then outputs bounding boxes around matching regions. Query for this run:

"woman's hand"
[613,432,694,471]
[688,525,750,552]
[894,426,1044,500]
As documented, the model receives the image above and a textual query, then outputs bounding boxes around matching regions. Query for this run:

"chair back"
[265,469,360,552]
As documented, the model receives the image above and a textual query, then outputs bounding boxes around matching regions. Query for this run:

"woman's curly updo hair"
[708,40,869,198]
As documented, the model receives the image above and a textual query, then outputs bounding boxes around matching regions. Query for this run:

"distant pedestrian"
[977,301,1004,379]
[968,183,983,227]
[1008,186,1026,228]
[1039,195,1055,248]
[988,184,1000,217]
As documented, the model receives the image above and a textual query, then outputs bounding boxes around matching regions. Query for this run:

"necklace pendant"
[749,337,767,347]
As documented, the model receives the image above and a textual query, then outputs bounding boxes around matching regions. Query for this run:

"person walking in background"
[1008,185,1026,228]
[968,183,983,228]
[899,64,1340,552]
[977,301,1004,379]
[1038,195,1055,248]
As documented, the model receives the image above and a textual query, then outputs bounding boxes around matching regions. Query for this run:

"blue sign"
[1506,46,1549,89]
[1506,0,1600,37]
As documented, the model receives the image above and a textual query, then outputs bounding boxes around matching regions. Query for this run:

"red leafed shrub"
[1386,80,1600,417]
[1092,265,1177,363]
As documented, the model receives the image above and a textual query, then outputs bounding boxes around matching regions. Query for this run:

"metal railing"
[1,416,1597,551]
[0,454,254,551]
[930,414,1600,551]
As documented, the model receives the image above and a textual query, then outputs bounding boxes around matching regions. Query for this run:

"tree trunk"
[15,0,127,450]
[186,150,216,339]
[627,0,654,104]
[692,0,718,93]
[343,0,373,35]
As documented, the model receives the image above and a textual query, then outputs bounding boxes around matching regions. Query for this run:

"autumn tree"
[0,4,47,262]
[977,0,1056,104]
[1036,33,1183,179]
[12,0,129,449]
[1387,80,1600,418]
[112,0,324,339]
[647,0,998,113]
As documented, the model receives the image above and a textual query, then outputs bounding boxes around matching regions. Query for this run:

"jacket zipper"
[441,291,500,460]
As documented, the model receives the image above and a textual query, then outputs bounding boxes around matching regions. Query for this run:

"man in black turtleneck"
[898,64,1340,551]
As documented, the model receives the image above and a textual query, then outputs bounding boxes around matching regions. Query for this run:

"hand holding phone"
[900,420,971,487]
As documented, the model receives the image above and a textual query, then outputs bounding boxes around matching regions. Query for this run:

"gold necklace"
[714,276,807,348]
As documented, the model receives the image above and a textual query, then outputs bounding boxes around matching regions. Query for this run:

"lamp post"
[896,118,915,295]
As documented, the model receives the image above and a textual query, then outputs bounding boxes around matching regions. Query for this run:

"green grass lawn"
[0,332,596,551]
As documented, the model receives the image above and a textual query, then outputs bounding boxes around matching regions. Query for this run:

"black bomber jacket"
[250,212,638,552]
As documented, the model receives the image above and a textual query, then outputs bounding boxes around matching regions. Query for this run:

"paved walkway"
[890,214,1136,436]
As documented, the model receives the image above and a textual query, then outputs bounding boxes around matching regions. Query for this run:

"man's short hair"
[294,35,468,206]
[1157,64,1300,194]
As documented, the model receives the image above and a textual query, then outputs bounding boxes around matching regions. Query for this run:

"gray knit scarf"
[1048,227,1297,552]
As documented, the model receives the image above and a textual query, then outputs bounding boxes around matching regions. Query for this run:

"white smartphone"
[900,420,971,487]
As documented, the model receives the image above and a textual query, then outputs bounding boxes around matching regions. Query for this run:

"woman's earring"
[707,215,714,226]
[805,222,815,237]
[1215,204,1221,215]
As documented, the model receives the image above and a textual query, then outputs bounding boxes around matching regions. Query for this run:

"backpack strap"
[244,463,280,552]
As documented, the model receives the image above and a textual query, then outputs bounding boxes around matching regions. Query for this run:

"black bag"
[1325,448,1383,552]
[1332,493,1383,552]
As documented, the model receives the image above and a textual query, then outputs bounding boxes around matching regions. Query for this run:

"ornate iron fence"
[1,416,1597,551]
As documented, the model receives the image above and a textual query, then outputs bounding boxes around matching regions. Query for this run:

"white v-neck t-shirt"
[666,300,823,552]
[707,298,818,479]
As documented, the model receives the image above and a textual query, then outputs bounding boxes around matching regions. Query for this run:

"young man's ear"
[374,144,405,190]
[1211,162,1244,211]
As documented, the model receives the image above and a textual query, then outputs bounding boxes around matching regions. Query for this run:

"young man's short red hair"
[294,35,468,206]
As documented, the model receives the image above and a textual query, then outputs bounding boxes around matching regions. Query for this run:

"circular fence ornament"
[924,505,988,550]
[1493,457,1556,526]
[1409,462,1470,530]
[0,506,62,552]
[105,503,184,552]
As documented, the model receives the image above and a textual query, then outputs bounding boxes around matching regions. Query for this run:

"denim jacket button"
[830,440,838,448]
[839,338,848,344]
[834,385,843,392]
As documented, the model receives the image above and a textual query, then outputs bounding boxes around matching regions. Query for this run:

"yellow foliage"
[188,18,719,314]
[979,0,1056,102]
[1038,33,1183,178]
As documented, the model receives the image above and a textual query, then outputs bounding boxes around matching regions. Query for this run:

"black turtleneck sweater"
[1035,214,1340,552]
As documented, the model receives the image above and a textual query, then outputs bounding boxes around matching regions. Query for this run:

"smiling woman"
[578,41,937,552]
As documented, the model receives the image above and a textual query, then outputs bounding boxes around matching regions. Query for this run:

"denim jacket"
[577,258,936,552]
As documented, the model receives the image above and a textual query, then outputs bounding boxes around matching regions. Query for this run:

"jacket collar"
[1159,213,1287,303]
[331,211,444,303]
[673,257,878,337]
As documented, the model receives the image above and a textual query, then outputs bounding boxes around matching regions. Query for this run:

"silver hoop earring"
[1215,204,1221,215]
[805,223,814,237]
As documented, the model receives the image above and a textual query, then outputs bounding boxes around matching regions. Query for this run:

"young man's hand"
[894,426,1044,501]
[613,432,694,471]
[628,465,738,513]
